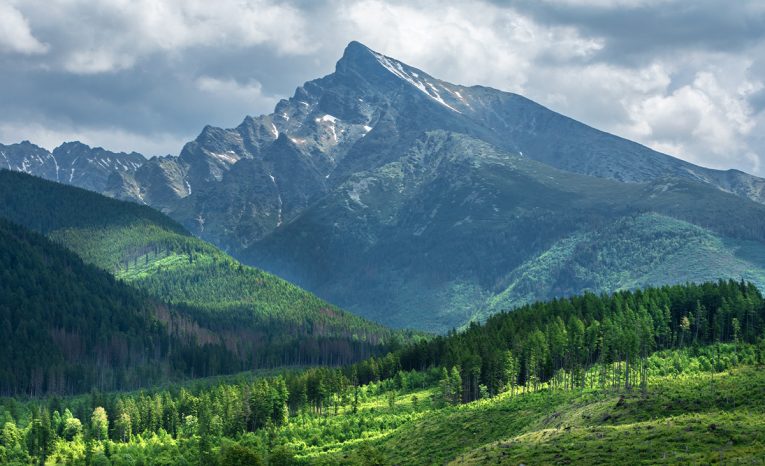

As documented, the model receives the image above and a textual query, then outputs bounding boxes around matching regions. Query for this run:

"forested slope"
[0,171,407,391]
[0,218,225,395]
[395,280,764,399]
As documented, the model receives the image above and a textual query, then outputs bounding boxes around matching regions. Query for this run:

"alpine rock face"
[0,140,143,193]
[5,41,765,331]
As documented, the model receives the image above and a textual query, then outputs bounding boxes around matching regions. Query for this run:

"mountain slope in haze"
[0,170,405,374]
[482,213,765,319]
[244,131,765,330]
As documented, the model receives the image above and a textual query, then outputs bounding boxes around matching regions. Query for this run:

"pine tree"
[90,407,108,441]
[449,366,462,405]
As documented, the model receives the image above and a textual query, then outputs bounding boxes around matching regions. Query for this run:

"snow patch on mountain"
[315,114,339,142]
[268,172,283,227]
[371,51,461,113]
[208,151,239,165]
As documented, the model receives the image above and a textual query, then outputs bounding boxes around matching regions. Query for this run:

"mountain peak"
[335,40,385,76]
[55,140,90,151]
[337,41,429,80]
[333,41,464,114]
[344,40,373,55]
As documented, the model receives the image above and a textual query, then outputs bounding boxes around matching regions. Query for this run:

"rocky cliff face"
[0,140,143,193]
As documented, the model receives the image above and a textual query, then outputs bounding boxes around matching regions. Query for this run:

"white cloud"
[0,121,189,157]
[0,2,47,55]
[15,0,313,74]
[620,71,762,171]
[338,0,603,92]
[537,0,672,7]
[196,76,269,101]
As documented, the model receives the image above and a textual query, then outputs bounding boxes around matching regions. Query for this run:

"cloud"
[195,76,275,105]
[0,120,190,157]
[508,0,765,65]
[619,71,762,171]
[0,0,763,176]
[337,0,603,92]
[0,2,47,55]
[14,0,313,74]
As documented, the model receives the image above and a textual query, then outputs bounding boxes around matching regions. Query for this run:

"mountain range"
[4,41,765,332]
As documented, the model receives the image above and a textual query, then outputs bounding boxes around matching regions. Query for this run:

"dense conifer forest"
[0,217,395,397]
[395,280,764,399]
[0,218,174,396]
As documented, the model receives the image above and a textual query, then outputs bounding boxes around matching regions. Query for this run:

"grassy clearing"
[303,359,765,465]
[450,366,765,465]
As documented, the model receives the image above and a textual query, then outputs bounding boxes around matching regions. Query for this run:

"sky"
[1,0,764,175]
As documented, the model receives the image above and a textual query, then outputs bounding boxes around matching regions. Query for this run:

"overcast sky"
[1,0,764,175]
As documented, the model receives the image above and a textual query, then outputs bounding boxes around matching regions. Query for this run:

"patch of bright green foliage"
[49,223,382,328]
[453,352,765,464]
[323,344,765,465]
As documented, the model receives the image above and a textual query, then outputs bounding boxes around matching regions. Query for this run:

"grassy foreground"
[451,368,765,465]
[2,346,763,465]
[309,346,765,465]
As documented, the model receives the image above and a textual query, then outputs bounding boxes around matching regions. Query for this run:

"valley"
[0,170,408,395]
[1,37,765,465]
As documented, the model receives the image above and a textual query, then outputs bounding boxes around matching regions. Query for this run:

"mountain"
[0,140,59,180]
[0,170,407,394]
[4,42,765,332]
[129,42,765,252]
[0,140,144,193]
[244,131,765,330]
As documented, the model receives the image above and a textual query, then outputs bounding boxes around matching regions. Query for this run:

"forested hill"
[0,171,409,393]
[0,170,186,237]
[390,279,764,400]
[0,218,212,396]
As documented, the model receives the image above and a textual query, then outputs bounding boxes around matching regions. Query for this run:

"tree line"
[393,279,765,401]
